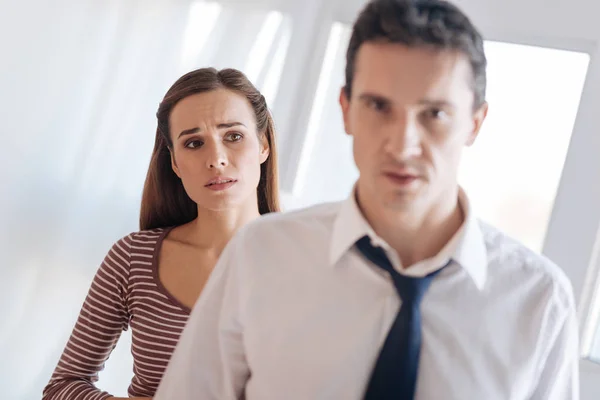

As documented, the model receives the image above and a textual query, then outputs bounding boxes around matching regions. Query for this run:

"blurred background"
[2,0,600,398]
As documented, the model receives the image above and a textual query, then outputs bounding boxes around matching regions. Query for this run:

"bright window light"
[459,40,589,251]
[179,1,222,71]
[292,22,347,197]
[261,17,292,105]
[245,11,284,84]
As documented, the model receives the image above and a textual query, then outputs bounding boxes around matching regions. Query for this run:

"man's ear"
[466,101,489,146]
[340,87,351,136]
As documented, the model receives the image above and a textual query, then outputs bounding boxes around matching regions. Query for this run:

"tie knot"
[392,273,437,305]
[355,236,443,305]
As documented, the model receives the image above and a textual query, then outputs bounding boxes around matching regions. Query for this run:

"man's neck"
[358,188,465,268]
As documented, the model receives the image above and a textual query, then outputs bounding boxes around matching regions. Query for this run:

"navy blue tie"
[356,236,446,400]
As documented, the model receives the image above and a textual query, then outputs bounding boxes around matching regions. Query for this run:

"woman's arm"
[42,235,133,400]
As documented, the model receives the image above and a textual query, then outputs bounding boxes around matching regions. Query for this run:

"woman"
[42,67,280,400]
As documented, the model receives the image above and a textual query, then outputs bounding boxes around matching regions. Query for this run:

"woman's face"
[169,88,269,212]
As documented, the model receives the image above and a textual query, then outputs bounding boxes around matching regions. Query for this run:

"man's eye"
[367,99,388,112]
[427,108,448,120]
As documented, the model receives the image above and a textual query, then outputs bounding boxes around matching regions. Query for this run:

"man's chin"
[379,189,423,210]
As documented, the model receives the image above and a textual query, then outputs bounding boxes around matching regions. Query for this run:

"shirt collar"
[452,189,488,290]
[329,187,488,290]
[329,190,374,267]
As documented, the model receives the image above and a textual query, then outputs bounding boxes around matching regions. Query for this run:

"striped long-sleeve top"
[43,228,190,399]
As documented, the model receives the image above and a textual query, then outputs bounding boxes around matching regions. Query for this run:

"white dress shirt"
[155,191,579,400]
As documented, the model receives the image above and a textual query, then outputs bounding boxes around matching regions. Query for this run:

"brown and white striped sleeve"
[42,234,133,400]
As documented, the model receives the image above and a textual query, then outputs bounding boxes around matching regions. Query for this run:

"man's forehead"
[352,42,473,99]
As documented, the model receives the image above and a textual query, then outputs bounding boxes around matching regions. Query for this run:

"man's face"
[340,42,487,214]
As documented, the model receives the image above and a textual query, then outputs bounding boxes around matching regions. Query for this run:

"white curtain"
[0,0,310,397]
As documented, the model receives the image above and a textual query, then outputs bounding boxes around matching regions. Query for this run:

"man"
[155,0,579,399]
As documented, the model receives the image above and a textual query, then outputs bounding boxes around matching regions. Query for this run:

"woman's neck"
[180,200,260,256]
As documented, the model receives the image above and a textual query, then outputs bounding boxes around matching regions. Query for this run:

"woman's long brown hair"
[139,68,280,230]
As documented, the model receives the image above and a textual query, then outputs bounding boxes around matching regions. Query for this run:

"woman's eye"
[227,133,243,142]
[185,140,203,149]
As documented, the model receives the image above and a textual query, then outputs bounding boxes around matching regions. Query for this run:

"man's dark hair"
[345,0,487,108]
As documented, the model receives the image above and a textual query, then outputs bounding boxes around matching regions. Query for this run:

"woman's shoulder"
[129,227,172,242]
[122,227,174,255]
[104,227,172,264]
[98,227,174,282]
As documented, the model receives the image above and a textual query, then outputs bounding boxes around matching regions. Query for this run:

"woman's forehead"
[170,89,256,130]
